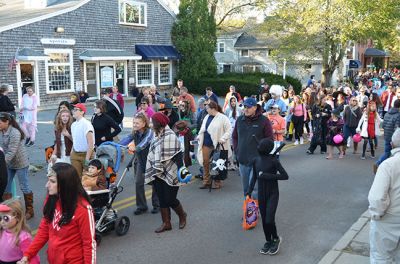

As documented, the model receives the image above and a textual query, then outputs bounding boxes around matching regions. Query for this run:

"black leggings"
[258,180,279,242]
[153,177,180,209]
[362,137,375,157]
[292,115,304,140]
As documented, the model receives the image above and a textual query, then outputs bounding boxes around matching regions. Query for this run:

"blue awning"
[135,45,180,60]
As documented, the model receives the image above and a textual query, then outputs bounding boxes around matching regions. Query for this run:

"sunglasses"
[141,103,147,105]
[0,214,15,223]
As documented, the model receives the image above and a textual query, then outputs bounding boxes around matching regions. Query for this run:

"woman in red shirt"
[18,163,96,264]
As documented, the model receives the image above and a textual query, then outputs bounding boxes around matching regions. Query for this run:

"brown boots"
[172,203,187,229]
[155,208,172,233]
[24,193,34,220]
[155,204,187,233]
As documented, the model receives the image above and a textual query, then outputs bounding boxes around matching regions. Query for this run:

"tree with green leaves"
[172,0,217,82]
[263,0,400,86]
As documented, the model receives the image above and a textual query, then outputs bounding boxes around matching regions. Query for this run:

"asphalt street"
[20,101,376,264]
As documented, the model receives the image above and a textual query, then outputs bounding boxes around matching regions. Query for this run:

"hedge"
[184,72,302,97]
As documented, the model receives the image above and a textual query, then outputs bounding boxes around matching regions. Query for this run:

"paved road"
[21,101,377,264]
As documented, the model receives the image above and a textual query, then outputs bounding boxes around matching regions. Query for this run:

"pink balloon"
[333,134,344,144]
[352,133,362,143]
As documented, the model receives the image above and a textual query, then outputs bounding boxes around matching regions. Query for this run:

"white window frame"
[135,60,154,87]
[158,60,172,85]
[241,49,249,57]
[216,42,225,53]
[119,0,147,27]
[44,48,74,94]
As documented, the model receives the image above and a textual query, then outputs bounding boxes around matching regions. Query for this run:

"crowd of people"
[1,67,400,262]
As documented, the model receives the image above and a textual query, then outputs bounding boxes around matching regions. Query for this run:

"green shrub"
[185,72,302,97]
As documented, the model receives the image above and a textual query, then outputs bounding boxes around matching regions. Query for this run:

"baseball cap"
[0,204,11,212]
[243,98,258,108]
[74,103,87,113]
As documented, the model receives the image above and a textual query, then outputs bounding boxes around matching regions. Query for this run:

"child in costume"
[81,159,107,191]
[0,199,39,264]
[247,138,289,255]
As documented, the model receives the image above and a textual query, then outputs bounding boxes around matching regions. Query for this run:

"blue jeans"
[239,163,257,200]
[343,125,356,142]
[5,166,31,194]
[376,140,392,166]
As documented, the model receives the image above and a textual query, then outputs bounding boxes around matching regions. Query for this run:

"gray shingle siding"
[0,0,176,106]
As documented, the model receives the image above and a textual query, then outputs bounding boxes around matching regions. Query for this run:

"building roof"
[364,48,390,57]
[0,0,175,33]
[234,32,278,49]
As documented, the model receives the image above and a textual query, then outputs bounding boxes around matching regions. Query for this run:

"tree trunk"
[321,66,334,87]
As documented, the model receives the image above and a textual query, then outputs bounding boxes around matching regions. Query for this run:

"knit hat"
[74,103,87,113]
[257,138,275,155]
[152,112,170,127]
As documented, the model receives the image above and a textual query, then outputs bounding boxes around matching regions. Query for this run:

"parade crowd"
[0,67,400,263]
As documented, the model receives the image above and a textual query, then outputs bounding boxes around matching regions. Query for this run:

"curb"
[318,210,370,264]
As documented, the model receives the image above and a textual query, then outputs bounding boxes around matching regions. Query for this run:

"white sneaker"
[300,138,304,144]
[294,140,299,145]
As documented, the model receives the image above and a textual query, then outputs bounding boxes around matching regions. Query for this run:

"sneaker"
[371,155,375,159]
[361,156,366,160]
[26,141,34,147]
[300,138,304,144]
[151,207,160,214]
[268,237,282,255]
[306,150,313,154]
[320,151,326,154]
[294,140,299,145]
[260,241,272,255]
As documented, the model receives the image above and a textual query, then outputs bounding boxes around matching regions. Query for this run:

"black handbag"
[210,143,228,181]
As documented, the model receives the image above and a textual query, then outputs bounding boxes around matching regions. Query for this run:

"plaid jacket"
[145,127,182,187]
[0,126,29,169]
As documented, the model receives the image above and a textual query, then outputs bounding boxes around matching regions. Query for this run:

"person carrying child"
[0,199,39,264]
[81,159,107,191]
[357,101,382,160]
[246,138,288,255]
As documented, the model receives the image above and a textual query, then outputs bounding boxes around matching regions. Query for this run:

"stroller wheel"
[95,231,102,245]
[115,216,130,236]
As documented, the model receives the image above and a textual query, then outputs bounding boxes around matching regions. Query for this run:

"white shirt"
[71,117,95,152]
[384,92,392,112]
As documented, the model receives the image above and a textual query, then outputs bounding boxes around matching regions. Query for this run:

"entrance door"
[20,64,34,95]
[115,62,125,94]
[16,62,40,106]
[86,63,97,97]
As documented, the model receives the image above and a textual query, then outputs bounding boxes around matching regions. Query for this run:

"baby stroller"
[87,142,133,245]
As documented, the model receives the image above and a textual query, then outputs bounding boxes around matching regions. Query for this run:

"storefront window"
[119,0,147,26]
[45,49,74,93]
[158,60,172,85]
[136,60,153,86]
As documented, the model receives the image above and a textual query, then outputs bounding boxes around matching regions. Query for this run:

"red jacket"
[25,198,96,264]
[112,92,125,109]
[381,90,395,109]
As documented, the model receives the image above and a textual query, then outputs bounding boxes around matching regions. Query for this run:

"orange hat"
[0,204,11,212]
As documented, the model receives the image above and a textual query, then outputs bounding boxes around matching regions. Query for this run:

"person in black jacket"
[160,99,179,129]
[0,84,15,117]
[91,100,121,147]
[0,147,7,202]
[101,88,124,126]
[247,138,288,256]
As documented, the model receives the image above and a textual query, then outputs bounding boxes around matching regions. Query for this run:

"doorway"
[16,62,40,106]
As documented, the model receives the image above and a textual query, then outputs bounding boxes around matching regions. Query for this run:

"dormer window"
[241,49,249,57]
[216,42,225,53]
[119,0,147,27]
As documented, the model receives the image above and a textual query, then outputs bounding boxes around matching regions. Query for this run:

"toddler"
[81,159,107,191]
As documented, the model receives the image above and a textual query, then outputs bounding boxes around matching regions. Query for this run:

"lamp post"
[283,59,286,79]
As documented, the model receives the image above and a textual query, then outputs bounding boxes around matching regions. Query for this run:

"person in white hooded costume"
[368,127,400,263]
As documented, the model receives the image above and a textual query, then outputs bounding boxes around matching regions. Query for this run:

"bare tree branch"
[216,1,258,27]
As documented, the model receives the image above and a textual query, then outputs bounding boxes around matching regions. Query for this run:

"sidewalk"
[319,210,370,264]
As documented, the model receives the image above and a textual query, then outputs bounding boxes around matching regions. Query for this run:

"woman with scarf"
[144,112,187,233]
[225,96,241,170]
[19,87,37,147]
[343,97,363,154]
[50,109,73,164]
